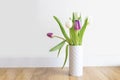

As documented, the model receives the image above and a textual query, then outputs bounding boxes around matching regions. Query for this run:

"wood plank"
[0,67,120,80]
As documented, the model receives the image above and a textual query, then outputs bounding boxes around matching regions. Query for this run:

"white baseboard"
[84,55,120,66]
[0,57,66,67]
[0,56,120,67]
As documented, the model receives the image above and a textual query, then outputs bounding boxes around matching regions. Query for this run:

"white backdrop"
[0,0,120,66]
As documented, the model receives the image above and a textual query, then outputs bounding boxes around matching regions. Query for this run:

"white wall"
[0,0,120,66]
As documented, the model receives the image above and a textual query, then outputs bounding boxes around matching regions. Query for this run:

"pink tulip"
[47,33,53,38]
[74,20,81,30]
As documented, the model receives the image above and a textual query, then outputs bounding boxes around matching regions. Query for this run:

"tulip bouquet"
[47,12,89,68]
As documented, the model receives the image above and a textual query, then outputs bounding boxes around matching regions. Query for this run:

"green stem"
[54,36,66,40]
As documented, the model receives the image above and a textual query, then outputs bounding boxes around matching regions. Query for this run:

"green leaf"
[49,40,66,52]
[62,45,69,69]
[70,27,76,45]
[72,12,75,22]
[78,16,81,20]
[70,12,77,45]
[78,17,89,45]
[78,14,82,22]
[53,16,71,44]
[57,47,62,57]
[57,42,65,57]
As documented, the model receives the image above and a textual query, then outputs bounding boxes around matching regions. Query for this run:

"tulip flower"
[47,33,65,40]
[74,20,81,30]
[65,20,72,28]
[47,33,53,38]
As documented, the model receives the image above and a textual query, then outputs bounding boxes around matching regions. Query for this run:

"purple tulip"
[47,33,53,38]
[74,20,81,30]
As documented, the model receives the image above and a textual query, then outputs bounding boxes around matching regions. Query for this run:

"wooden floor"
[0,67,120,80]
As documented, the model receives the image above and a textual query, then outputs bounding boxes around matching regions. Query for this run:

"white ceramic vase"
[69,46,83,77]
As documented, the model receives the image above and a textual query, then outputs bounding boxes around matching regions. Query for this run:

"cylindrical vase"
[69,46,83,77]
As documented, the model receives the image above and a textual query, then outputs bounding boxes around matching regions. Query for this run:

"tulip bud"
[74,20,81,30]
[65,20,72,28]
[47,33,53,38]
[74,12,80,20]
